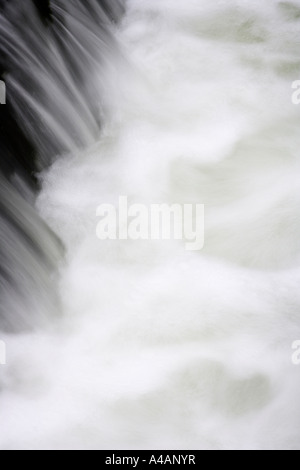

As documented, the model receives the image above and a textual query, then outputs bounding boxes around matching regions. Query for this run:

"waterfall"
[0,0,123,330]
[0,0,300,451]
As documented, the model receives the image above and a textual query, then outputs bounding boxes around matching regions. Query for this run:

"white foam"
[1,0,300,450]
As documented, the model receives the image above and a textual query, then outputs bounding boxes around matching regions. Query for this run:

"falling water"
[1,0,300,450]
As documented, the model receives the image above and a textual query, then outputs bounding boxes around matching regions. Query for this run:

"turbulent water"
[1,0,300,450]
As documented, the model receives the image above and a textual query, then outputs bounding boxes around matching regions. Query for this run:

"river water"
[1,0,300,450]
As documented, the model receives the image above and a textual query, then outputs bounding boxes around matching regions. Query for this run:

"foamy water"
[1,0,300,450]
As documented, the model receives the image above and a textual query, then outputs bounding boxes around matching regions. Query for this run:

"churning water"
[1,0,300,450]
